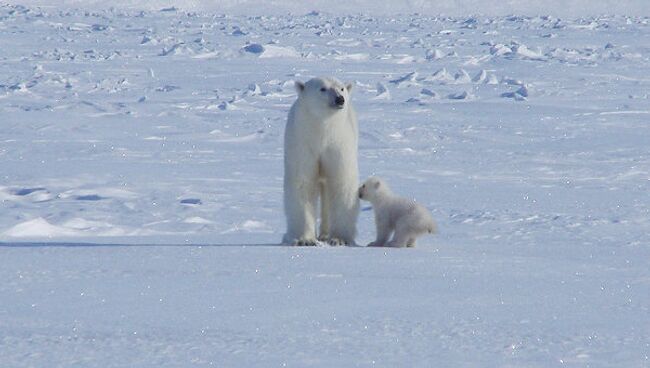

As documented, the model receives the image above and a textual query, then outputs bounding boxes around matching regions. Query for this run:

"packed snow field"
[1,3,650,367]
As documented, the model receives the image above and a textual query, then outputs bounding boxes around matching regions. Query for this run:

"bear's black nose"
[335,96,345,106]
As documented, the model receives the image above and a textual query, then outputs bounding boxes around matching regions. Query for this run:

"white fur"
[359,177,437,248]
[283,77,359,246]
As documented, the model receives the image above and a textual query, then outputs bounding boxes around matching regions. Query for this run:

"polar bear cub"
[283,77,360,246]
[358,177,436,248]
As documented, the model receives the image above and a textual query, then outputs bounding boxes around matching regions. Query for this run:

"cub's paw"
[367,241,384,247]
[293,238,319,246]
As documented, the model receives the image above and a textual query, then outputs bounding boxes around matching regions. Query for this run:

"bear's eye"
[362,184,366,188]
[320,87,326,92]
[340,88,344,92]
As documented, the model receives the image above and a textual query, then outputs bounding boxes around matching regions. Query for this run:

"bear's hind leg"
[385,221,413,248]
[386,234,410,248]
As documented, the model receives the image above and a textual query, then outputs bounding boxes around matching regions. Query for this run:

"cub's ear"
[346,82,353,92]
[295,81,305,94]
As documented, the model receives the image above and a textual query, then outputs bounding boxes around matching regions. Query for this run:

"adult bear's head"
[295,77,353,115]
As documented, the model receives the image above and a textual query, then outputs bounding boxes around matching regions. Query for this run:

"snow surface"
[1,3,650,367]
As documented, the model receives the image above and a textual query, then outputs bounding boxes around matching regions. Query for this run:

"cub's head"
[295,77,353,115]
[358,176,389,202]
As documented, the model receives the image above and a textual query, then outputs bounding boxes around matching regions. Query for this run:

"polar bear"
[282,77,360,246]
[358,177,437,248]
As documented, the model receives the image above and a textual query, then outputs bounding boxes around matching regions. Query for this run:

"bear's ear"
[295,81,305,94]
[346,82,353,92]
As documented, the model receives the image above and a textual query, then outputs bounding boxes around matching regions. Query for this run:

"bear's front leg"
[325,177,359,246]
[283,171,319,245]
[367,212,391,247]
[294,238,319,246]
[327,238,348,246]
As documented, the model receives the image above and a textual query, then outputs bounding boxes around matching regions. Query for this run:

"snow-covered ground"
[12,0,650,17]
[1,3,649,367]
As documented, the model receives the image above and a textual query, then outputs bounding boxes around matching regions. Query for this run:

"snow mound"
[373,82,391,100]
[425,48,445,60]
[242,43,265,54]
[389,71,418,87]
[424,68,455,84]
[244,44,301,58]
[3,218,80,238]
